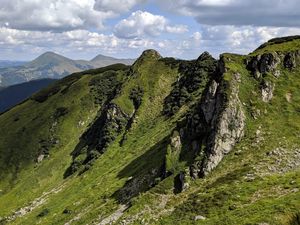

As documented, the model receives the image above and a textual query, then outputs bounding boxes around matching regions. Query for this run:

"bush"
[129,86,144,109]
[289,212,300,225]
[37,208,49,217]
[53,107,69,119]
[89,71,121,105]
[165,144,180,174]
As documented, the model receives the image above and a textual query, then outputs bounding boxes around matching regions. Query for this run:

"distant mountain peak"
[0,51,135,87]
[27,52,73,68]
[91,54,115,62]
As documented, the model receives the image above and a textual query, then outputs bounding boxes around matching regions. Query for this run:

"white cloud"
[0,0,120,32]
[114,11,188,38]
[166,25,188,34]
[199,25,300,55]
[94,0,146,13]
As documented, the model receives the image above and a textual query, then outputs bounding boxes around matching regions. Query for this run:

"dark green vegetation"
[163,52,218,116]
[0,38,300,225]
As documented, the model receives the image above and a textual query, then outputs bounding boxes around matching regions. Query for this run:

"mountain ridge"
[0,36,299,225]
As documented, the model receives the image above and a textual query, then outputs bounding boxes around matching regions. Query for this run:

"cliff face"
[201,70,245,176]
[1,37,300,225]
[172,55,246,178]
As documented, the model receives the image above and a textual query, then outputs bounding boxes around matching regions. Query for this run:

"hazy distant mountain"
[0,52,134,87]
[0,60,27,68]
[0,78,56,113]
[90,54,134,67]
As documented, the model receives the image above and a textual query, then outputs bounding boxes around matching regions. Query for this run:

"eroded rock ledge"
[183,56,246,178]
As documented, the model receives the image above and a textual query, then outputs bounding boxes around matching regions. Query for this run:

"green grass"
[0,56,179,224]
[1,38,300,225]
[253,37,300,54]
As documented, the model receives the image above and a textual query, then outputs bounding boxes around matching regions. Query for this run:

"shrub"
[129,86,144,109]
[53,107,69,119]
[165,144,180,174]
[37,208,49,217]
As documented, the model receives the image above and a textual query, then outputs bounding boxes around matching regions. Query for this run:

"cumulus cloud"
[114,11,188,38]
[0,27,167,59]
[199,25,300,55]
[160,0,300,27]
[94,0,146,13]
[1,0,300,61]
[0,0,122,32]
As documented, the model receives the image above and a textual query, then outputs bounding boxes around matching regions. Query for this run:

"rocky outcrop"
[164,130,183,176]
[170,130,182,152]
[246,52,281,78]
[284,52,297,69]
[133,49,162,66]
[261,80,275,102]
[186,58,245,178]
[201,72,245,176]
[174,171,187,194]
[64,103,129,177]
[84,103,129,154]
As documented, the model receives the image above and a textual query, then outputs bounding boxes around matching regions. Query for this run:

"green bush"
[129,86,144,109]
[37,208,49,217]
[165,144,180,174]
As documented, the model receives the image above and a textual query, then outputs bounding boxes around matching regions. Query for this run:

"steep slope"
[0,37,300,225]
[0,52,134,87]
[0,79,57,113]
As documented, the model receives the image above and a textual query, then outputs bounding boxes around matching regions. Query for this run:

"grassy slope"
[0,39,299,225]
[0,56,179,224]
[113,43,300,224]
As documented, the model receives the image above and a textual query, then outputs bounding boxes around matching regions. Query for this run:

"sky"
[0,0,300,61]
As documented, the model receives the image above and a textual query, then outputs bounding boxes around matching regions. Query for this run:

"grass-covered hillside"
[0,37,300,225]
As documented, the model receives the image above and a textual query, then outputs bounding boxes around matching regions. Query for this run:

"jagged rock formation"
[180,56,246,178]
[65,103,129,177]
[201,71,245,176]
[246,52,281,78]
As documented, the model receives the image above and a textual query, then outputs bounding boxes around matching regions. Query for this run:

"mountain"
[90,54,134,68]
[0,36,300,225]
[0,52,135,87]
[0,79,57,113]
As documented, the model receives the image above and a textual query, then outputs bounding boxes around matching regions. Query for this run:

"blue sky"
[0,0,300,61]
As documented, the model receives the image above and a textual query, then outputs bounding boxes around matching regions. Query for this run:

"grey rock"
[37,154,45,163]
[284,52,296,69]
[202,72,245,176]
[170,131,182,152]
[201,80,219,124]
[261,80,275,102]
[194,215,206,221]
[247,52,281,78]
